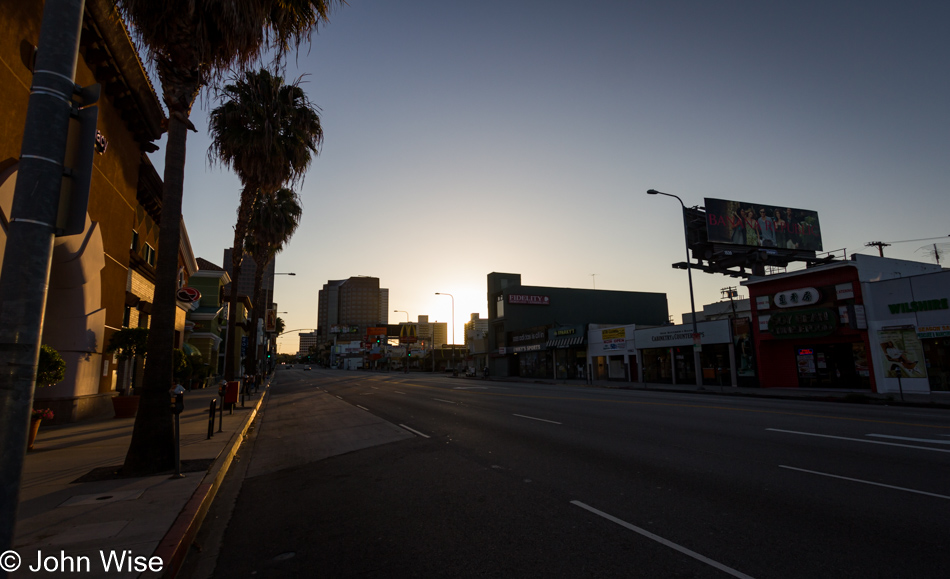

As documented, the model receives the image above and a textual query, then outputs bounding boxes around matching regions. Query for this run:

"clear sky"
[145,0,949,353]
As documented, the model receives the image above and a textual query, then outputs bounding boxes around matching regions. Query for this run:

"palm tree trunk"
[122,116,190,475]
[224,186,259,381]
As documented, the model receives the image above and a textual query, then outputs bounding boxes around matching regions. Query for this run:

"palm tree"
[208,69,323,382]
[243,187,303,378]
[113,0,342,475]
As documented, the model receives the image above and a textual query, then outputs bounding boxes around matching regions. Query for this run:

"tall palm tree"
[244,187,303,377]
[113,0,342,475]
[208,69,323,382]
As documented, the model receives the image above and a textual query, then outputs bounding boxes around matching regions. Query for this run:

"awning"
[181,342,201,356]
[545,336,585,348]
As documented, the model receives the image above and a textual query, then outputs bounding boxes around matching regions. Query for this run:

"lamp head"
[647,189,659,195]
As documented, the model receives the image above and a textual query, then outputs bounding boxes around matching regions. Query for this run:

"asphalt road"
[207,368,950,578]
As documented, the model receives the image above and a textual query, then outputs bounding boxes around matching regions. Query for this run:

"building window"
[131,230,139,252]
[123,306,131,328]
[144,243,156,267]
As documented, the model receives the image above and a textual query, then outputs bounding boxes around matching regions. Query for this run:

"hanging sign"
[176,287,201,303]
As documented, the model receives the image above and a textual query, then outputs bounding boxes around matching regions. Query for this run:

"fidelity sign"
[508,294,550,305]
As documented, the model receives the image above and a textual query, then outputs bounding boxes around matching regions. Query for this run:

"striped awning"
[545,336,585,348]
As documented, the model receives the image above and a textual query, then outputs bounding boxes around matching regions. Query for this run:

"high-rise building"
[317,276,389,340]
[298,331,319,357]
[222,248,276,307]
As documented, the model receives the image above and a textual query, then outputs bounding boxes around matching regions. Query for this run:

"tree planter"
[28,419,42,451]
[112,395,140,418]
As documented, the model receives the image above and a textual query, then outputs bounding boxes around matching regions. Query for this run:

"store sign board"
[767,308,837,338]
[887,298,949,315]
[601,327,626,340]
[774,287,821,308]
[635,320,731,348]
[835,283,854,300]
[511,329,546,344]
[917,324,950,339]
[508,294,550,305]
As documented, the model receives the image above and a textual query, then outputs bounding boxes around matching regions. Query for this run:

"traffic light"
[407,350,412,357]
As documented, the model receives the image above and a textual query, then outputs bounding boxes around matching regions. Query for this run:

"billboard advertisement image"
[704,198,823,251]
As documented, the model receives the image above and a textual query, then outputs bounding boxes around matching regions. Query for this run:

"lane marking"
[356,405,369,411]
[866,434,950,445]
[779,465,950,500]
[570,501,755,579]
[513,413,562,425]
[399,424,430,438]
[766,428,950,454]
[454,386,488,390]
[432,398,456,404]
[394,391,406,395]
[370,386,379,390]
[335,395,343,400]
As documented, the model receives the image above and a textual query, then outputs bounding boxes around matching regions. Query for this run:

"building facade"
[317,276,389,341]
[742,254,941,391]
[486,272,669,379]
[0,0,183,422]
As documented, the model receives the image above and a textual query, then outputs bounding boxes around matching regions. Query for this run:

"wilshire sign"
[767,308,837,338]
[887,298,948,314]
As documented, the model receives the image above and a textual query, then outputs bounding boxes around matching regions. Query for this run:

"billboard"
[704,198,823,251]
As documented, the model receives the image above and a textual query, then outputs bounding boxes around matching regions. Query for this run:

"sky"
[144,0,950,354]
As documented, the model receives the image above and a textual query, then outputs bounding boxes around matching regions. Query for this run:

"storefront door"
[796,342,870,389]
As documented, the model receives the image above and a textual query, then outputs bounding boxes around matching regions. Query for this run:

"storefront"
[864,270,950,394]
[508,326,551,379]
[744,263,874,390]
[587,324,637,382]
[634,320,735,386]
[547,325,587,379]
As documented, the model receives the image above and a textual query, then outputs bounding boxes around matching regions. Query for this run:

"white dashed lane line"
[513,414,562,425]
[399,424,430,438]
[571,501,756,579]
[779,465,950,500]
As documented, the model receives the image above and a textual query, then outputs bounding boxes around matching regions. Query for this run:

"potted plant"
[28,408,54,450]
[106,327,148,417]
[30,344,65,450]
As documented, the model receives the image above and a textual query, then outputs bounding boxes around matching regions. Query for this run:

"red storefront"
[743,263,875,391]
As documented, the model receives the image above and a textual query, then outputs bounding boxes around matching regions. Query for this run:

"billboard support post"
[647,189,704,388]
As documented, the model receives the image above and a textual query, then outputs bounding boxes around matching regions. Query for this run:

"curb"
[146,382,271,579]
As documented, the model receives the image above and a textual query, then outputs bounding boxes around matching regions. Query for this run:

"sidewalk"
[12,382,268,579]
[480,374,950,407]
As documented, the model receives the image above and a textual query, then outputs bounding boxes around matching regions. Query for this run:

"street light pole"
[647,189,703,388]
[435,293,455,373]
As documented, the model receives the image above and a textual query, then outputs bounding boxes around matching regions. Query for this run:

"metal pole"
[0,0,85,555]
[647,190,703,388]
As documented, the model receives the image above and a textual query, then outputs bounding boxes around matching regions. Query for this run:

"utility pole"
[865,241,890,257]
[0,0,89,555]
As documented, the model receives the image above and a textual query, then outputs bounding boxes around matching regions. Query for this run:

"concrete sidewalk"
[12,381,268,579]
[480,374,950,407]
